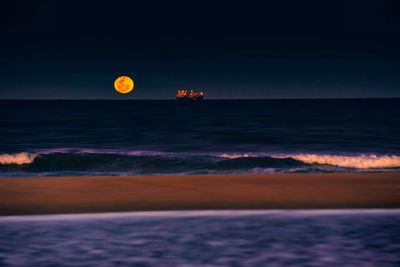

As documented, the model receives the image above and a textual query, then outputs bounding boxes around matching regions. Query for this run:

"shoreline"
[0,172,399,216]
[2,209,400,222]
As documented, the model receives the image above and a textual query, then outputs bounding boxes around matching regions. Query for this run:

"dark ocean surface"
[0,210,399,267]
[1,99,400,176]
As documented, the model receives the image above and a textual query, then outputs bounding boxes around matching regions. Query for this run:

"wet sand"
[0,173,399,215]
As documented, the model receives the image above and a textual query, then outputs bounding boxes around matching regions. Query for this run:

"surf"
[1,150,400,176]
[0,152,38,165]
[290,154,400,169]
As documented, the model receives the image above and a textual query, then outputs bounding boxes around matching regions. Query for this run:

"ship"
[176,89,205,101]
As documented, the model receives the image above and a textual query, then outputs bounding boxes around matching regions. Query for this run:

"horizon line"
[1,97,400,101]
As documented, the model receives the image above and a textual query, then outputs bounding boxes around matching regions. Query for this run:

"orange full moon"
[114,76,134,94]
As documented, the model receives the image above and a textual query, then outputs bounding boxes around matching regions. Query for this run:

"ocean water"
[0,210,399,266]
[1,99,400,176]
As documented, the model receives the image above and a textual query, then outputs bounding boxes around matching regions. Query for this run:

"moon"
[114,76,134,94]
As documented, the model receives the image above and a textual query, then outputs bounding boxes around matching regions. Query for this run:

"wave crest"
[219,153,252,159]
[0,153,38,165]
[292,154,400,169]
[0,151,399,174]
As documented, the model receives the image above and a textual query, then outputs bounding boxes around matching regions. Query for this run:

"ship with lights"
[176,89,205,101]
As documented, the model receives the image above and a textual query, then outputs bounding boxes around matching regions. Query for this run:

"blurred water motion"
[0,210,399,266]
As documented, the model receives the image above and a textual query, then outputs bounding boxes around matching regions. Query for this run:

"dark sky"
[1,0,399,99]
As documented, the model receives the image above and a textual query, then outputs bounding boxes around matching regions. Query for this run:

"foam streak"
[292,154,400,169]
[0,153,38,165]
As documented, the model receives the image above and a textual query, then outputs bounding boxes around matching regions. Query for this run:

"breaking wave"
[291,154,400,169]
[0,150,399,176]
[0,152,38,165]
[219,153,400,169]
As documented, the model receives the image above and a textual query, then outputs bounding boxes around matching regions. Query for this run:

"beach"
[1,172,399,216]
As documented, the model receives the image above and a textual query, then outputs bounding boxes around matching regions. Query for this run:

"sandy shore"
[0,173,399,215]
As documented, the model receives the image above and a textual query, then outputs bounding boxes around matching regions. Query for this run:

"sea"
[0,210,399,266]
[1,99,400,266]
[1,99,400,176]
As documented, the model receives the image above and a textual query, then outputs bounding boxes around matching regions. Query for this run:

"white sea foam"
[218,152,400,169]
[0,152,38,165]
[1,150,399,169]
[1,209,400,222]
[219,153,253,159]
[291,154,400,169]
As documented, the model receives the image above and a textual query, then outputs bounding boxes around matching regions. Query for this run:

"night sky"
[1,0,399,99]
